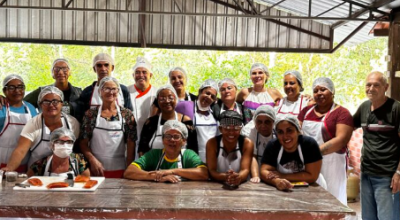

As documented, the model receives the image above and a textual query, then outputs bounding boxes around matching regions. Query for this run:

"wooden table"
[0,178,356,219]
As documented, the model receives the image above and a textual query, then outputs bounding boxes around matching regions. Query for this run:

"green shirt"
[133,149,206,171]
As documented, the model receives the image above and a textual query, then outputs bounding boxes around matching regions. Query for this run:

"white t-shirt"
[21,113,80,142]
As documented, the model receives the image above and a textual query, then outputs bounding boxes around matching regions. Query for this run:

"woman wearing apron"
[193,79,219,162]
[138,85,198,156]
[1,86,80,172]
[276,70,312,119]
[0,74,37,172]
[241,105,276,183]
[206,110,253,187]
[237,63,282,123]
[124,120,208,182]
[298,77,353,205]
[80,77,137,178]
[260,115,326,191]
[27,127,89,177]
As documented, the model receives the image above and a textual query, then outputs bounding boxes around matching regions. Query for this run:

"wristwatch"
[396,170,400,175]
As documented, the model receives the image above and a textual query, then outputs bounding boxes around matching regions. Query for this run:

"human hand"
[275,178,293,191]
[250,177,260,183]
[391,172,400,193]
[0,95,7,109]
[226,171,241,186]
[159,175,181,183]
[89,158,105,177]
[149,170,174,182]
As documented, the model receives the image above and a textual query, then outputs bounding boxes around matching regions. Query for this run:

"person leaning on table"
[260,115,326,191]
[27,127,89,177]
[124,120,208,183]
[1,86,80,172]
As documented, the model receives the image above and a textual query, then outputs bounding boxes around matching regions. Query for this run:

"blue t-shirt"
[0,102,37,131]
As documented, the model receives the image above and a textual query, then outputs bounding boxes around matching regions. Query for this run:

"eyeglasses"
[41,99,63,106]
[163,134,183,141]
[159,96,176,103]
[54,140,74,145]
[102,87,119,93]
[4,85,25,92]
[96,63,110,68]
[221,125,242,131]
[53,67,69,72]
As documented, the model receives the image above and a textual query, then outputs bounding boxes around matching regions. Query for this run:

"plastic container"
[5,171,18,182]
[0,170,3,184]
[347,168,360,202]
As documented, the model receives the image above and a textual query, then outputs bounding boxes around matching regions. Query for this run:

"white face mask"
[197,99,210,112]
[53,144,73,158]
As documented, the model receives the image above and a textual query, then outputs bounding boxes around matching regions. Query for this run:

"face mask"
[53,144,73,158]
[197,99,210,112]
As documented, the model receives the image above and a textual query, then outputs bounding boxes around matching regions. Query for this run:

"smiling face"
[365,73,388,103]
[313,85,334,108]
[198,87,217,108]
[284,74,301,99]
[169,71,186,92]
[276,121,300,152]
[219,124,242,144]
[251,68,268,86]
[219,83,237,103]
[52,61,70,84]
[255,115,274,137]
[162,130,186,156]
[157,89,177,112]
[134,67,152,90]
[40,93,63,118]
[100,81,119,103]
[3,79,25,103]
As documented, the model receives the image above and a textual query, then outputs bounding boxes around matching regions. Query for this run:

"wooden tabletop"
[0,178,356,219]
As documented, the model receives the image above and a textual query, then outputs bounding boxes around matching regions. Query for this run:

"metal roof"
[0,0,395,53]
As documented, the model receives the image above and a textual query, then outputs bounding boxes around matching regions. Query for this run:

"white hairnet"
[3,74,24,88]
[132,57,152,73]
[162,120,189,139]
[98,76,121,95]
[92,53,114,67]
[253,105,276,123]
[38,86,64,106]
[50,127,76,144]
[284,70,304,92]
[312,77,335,94]
[51,58,70,78]
[199,79,218,93]
[169,67,187,79]
[275,115,302,132]
[156,84,179,103]
[218,78,237,90]
[249,63,269,77]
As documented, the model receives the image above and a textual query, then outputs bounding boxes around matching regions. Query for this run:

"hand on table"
[226,170,241,186]
[159,175,181,183]
[250,177,260,183]
[149,170,174,182]
[275,178,293,191]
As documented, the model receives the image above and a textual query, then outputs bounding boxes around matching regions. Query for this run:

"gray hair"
[368,71,388,85]
[50,127,76,144]
[38,86,64,106]
[97,76,121,95]
[162,120,189,139]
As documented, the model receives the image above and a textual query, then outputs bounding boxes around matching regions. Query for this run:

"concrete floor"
[347,200,361,220]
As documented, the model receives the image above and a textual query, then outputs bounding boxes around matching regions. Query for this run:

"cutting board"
[13,176,105,192]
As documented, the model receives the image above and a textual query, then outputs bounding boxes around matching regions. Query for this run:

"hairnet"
[50,127,76,144]
[38,86,64,106]
[98,76,121,95]
[275,115,301,132]
[156,84,179,103]
[199,79,218,93]
[284,70,304,92]
[218,78,237,90]
[162,120,189,139]
[51,58,70,78]
[249,63,269,77]
[3,74,24,88]
[312,77,335,94]
[219,110,243,126]
[253,105,276,123]
[132,57,153,73]
[168,67,187,79]
[92,53,114,67]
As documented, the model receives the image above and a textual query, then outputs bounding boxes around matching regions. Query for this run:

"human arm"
[124,111,137,166]
[126,139,135,167]
[236,88,249,104]
[260,163,293,191]
[138,118,156,156]
[206,138,229,182]
[150,166,209,181]
[250,157,260,183]
[320,123,353,155]
[79,138,104,177]
[391,133,400,193]
[267,88,283,106]
[229,138,253,185]
[0,95,6,109]
[1,137,32,171]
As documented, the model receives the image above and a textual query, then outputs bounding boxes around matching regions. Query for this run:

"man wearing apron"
[74,53,132,122]
[261,115,326,191]
[241,105,276,183]
[0,74,38,172]
[128,57,157,159]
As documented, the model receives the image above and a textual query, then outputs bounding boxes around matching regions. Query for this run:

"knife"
[65,173,74,187]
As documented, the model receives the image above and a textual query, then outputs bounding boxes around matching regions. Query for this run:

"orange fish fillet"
[83,180,98,189]
[28,178,43,186]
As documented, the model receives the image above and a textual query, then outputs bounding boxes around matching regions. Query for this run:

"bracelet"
[396,170,400,175]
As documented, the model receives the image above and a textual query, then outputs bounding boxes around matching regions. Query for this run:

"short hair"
[368,71,388,85]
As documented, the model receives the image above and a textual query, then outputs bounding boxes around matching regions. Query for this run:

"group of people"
[0,53,399,220]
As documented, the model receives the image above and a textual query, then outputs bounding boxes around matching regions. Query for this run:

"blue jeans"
[361,173,400,220]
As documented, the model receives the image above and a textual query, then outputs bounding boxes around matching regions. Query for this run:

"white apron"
[302,104,347,205]
[28,114,70,167]
[0,102,33,172]
[255,132,274,165]
[277,145,327,190]
[149,113,178,150]
[194,103,218,162]
[90,104,126,178]
[216,140,241,173]
[90,84,125,110]
[276,95,306,118]
[43,155,78,178]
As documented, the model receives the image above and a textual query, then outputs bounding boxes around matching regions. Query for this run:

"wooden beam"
[387,8,400,101]
[331,21,368,53]
[0,0,7,6]
[139,0,146,48]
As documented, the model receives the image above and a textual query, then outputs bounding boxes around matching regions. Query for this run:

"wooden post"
[388,8,400,101]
